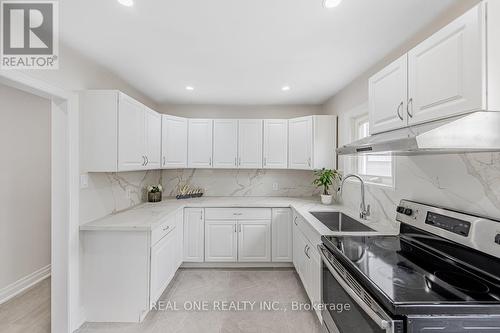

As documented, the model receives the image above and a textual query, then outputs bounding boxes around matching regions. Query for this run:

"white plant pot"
[321,194,333,205]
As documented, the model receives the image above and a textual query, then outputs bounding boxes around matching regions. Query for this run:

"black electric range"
[319,200,500,333]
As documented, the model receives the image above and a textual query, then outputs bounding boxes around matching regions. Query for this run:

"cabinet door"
[309,247,322,321]
[238,220,271,262]
[238,119,263,169]
[212,119,238,168]
[272,209,293,262]
[150,230,176,304]
[183,208,204,262]
[369,55,408,134]
[263,119,288,169]
[161,115,188,168]
[188,119,213,168]
[288,116,313,170]
[144,108,162,169]
[205,220,237,262]
[408,5,484,125]
[292,215,300,273]
[175,208,184,268]
[118,94,146,171]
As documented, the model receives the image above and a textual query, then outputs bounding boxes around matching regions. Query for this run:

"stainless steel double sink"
[309,211,374,232]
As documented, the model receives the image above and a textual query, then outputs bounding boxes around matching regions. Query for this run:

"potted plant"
[313,168,341,205]
[147,184,163,203]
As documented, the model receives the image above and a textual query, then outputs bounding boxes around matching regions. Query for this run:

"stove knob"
[396,206,405,214]
[404,208,413,216]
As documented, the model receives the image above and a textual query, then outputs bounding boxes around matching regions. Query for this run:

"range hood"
[337,111,500,155]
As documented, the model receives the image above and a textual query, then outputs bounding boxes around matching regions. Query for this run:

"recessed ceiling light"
[185,86,194,91]
[281,86,291,92]
[323,0,342,9]
[117,0,134,7]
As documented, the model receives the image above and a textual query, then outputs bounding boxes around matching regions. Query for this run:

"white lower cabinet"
[204,208,272,262]
[205,220,238,262]
[238,220,271,262]
[150,229,176,305]
[292,212,322,321]
[272,208,293,262]
[183,208,205,262]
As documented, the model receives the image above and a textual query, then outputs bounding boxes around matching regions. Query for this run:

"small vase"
[148,191,162,203]
[321,194,333,205]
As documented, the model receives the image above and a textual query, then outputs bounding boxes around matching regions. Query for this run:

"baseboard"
[0,264,51,305]
[181,262,294,268]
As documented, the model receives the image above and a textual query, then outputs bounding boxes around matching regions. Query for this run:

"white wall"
[321,0,500,225]
[0,84,51,293]
[159,104,323,118]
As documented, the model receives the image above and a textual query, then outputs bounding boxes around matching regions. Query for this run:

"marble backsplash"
[161,169,320,197]
[339,152,500,226]
[79,170,162,224]
[79,169,319,224]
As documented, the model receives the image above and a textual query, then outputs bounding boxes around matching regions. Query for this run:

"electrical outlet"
[80,174,89,189]
[272,183,279,191]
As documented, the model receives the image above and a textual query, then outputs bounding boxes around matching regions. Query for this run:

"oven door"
[319,245,404,333]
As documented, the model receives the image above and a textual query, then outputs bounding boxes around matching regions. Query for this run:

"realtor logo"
[1,1,59,69]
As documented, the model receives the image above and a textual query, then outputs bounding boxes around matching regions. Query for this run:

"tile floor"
[0,277,51,333]
[78,268,323,333]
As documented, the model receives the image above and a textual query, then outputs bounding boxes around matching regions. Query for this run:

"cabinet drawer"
[151,216,176,246]
[205,208,271,220]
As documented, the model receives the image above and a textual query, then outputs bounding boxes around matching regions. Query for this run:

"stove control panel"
[425,212,471,237]
[397,199,500,259]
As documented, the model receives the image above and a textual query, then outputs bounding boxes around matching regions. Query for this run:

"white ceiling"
[61,0,457,105]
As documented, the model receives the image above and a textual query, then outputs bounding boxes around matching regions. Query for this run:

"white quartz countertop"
[80,196,399,236]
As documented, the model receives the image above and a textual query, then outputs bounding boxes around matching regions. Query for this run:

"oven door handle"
[318,245,392,332]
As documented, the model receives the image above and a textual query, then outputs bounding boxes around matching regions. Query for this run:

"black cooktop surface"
[322,224,500,315]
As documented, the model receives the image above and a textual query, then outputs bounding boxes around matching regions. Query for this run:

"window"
[349,115,394,187]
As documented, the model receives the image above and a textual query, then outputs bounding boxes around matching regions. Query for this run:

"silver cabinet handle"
[235,157,237,166]
[294,216,298,226]
[162,225,170,232]
[238,156,241,166]
[307,157,311,167]
[163,156,166,166]
[145,156,149,166]
[238,224,242,232]
[407,98,414,118]
[397,101,404,121]
[304,244,310,258]
[233,212,243,216]
[209,157,212,166]
[263,157,267,167]
[142,156,146,166]
[234,224,237,233]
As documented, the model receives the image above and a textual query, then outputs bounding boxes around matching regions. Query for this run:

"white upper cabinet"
[369,55,408,134]
[407,4,484,125]
[118,94,146,171]
[212,119,238,168]
[161,115,188,168]
[288,116,313,169]
[369,3,500,133]
[144,108,162,169]
[188,119,213,168]
[263,119,288,169]
[288,116,337,170]
[238,119,263,169]
[81,90,162,172]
